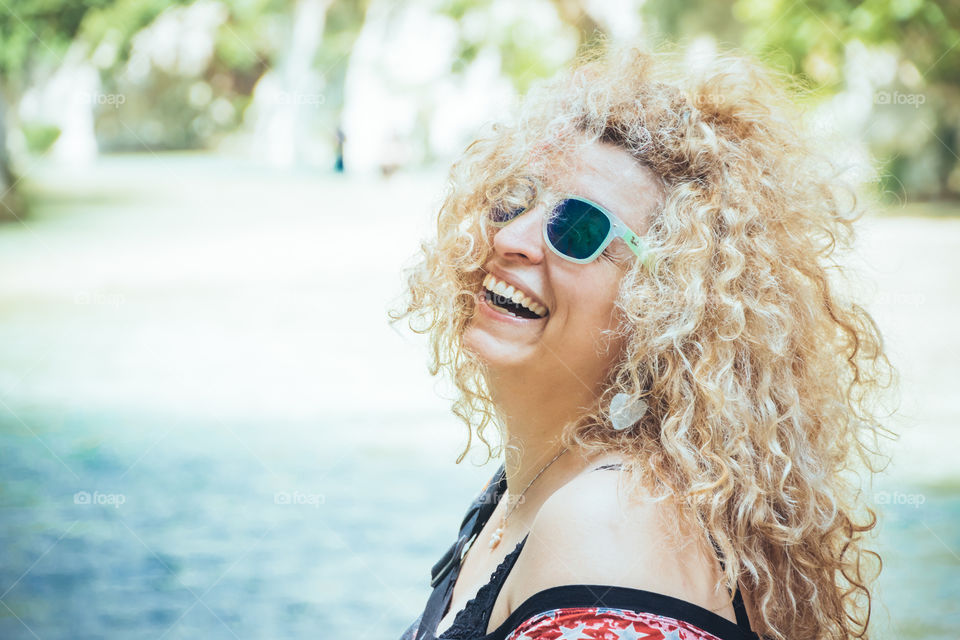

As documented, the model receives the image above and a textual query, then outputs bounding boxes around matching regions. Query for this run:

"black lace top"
[437,532,529,638]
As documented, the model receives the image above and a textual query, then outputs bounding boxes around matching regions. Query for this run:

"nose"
[492,204,546,264]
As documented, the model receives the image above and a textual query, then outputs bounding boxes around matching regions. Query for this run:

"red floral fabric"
[505,607,723,640]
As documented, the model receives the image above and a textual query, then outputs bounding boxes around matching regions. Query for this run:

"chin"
[462,325,529,370]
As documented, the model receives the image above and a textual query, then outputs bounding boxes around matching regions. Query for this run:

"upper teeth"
[483,274,547,317]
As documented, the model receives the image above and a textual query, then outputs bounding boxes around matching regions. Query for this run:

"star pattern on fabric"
[502,607,726,640]
[555,621,590,639]
[614,624,652,640]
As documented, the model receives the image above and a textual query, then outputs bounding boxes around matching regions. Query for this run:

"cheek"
[562,270,623,334]
[563,279,625,375]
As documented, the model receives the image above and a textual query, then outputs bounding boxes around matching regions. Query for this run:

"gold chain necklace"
[488,447,569,549]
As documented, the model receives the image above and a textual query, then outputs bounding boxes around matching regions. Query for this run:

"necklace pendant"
[485,447,568,553]
[489,527,503,549]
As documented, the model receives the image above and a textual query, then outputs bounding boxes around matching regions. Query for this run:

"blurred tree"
[0,0,97,219]
[0,0,189,220]
[437,0,599,95]
[642,0,960,199]
[2,0,957,205]
[548,0,605,52]
[82,0,273,152]
[315,0,369,171]
[243,0,369,168]
[0,80,19,222]
[78,0,367,166]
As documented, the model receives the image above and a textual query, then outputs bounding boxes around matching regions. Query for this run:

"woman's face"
[463,140,664,394]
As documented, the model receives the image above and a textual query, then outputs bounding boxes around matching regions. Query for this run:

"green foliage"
[212,0,288,73]
[643,0,960,198]
[439,0,577,93]
[646,0,959,88]
[0,0,112,85]
[0,0,956,198]
[20,122,61,154]
[79,0,190,58]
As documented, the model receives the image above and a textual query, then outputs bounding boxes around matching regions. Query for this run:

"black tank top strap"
[430,464,506,590]
[595,464,753,634]
[420,465,507,640]
[731,587,751,631]
[708,534,753,633]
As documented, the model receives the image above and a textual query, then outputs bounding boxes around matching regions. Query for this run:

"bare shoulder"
[504,467,733,618]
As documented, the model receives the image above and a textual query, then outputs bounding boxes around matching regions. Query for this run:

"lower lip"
[477,291,547,326]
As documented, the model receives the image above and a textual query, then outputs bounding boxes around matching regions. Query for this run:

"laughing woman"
[391,43,893,640]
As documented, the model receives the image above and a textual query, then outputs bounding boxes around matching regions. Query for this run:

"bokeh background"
[0,1,957,638]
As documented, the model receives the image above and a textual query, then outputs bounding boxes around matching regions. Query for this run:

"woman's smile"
[477,289,546,326]
[481,273,549,319]
[474,274,550,333]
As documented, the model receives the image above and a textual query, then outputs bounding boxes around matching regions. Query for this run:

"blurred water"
[0,154,956,639]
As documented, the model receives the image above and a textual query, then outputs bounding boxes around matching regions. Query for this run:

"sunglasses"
[489,194,655,270]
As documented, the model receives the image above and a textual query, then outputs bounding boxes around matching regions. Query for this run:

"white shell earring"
[609,393,648,431]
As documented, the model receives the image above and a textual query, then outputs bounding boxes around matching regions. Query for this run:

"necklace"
[488,447,569,549]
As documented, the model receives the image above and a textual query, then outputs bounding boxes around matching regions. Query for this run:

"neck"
[487,364,603,516]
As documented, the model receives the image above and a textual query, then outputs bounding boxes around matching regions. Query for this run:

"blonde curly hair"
[388,40,896,640]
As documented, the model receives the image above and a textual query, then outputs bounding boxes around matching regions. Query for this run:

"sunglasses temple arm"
[619,228,657,272]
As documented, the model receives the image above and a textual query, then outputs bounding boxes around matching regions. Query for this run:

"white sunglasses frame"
[490,193,656,270]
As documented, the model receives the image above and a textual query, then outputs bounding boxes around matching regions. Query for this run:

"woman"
[391,42,893,640]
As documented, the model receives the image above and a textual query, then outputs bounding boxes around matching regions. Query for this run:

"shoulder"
[505,467,727,614]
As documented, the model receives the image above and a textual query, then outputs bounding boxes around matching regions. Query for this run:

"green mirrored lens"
[547,199,611,260]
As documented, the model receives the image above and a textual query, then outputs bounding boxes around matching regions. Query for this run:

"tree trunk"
[549,0,605,52]
[0,87,25,222]
[248,0,333,167]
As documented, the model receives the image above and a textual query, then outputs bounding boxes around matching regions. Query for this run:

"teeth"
[482,274,547,318]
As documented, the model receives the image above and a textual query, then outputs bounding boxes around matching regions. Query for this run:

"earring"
[609,393,647,431]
